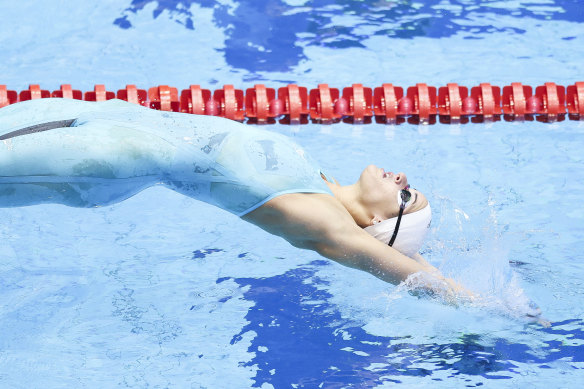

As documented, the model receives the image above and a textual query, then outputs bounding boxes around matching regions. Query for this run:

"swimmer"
[0,98,476,303]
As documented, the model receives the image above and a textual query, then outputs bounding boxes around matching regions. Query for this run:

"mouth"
[382,169,393,179]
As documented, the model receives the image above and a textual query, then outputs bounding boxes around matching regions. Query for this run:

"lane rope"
[1,82,583,124]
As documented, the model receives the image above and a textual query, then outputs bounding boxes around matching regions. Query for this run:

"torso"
[1,98,333,213]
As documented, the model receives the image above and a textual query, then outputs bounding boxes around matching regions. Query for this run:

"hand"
[404,272,477,307]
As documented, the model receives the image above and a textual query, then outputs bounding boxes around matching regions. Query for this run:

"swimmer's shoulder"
[243,192,349,230]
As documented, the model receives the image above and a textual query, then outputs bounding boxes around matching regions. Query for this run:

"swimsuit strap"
[0,119,76,140]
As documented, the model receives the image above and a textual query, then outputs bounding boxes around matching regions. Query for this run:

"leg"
[0,118,175,208]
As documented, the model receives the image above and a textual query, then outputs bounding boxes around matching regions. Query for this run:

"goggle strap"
[388,205,405,247]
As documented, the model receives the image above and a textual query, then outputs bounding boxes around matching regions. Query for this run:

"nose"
[394,172,408,188]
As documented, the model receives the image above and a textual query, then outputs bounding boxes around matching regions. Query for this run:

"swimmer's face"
[358,165,428,222]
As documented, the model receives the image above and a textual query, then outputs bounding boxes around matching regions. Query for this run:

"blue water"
[1,0,584,388]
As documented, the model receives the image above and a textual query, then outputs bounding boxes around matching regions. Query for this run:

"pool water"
[1,1,583,388]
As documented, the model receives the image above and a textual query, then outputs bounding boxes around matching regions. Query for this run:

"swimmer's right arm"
[245,194,475,304]
[411,252,434,269]
[313,224,476,304]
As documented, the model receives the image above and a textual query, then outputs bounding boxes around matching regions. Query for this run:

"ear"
[370,215,383,226]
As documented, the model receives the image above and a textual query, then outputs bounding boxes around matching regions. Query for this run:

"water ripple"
[227,261,584,387]
[114,0,583,71]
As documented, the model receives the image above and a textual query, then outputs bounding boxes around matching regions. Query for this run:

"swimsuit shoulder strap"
[319,170,336,184]
[0,119,76,140]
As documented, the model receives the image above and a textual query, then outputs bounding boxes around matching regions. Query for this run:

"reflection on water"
[224,260,583,387]
[114,0,581,71]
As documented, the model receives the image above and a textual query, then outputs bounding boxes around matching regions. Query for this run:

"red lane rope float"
[309,84,342,122]
[438,83,468,123]
[536,82,565,116]
[246,84,277,123]
[84,84,115,102]
[180,85,210,114]
[503,82,531,116]
[118,84,147,107]
[19,84,50,101]
[51,84,83,100]
[213,84,245,121]
[149,85,180,112]
[374,83,404,124]
[1,82,583,124]
[407,83,437,124]
[278,84,309,124]
[0,85,18,108]
[470,83,500,119]
[342,83,373,123]
[567,81,584,118]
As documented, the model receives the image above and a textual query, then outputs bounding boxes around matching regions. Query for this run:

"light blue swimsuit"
[0,99,332,216]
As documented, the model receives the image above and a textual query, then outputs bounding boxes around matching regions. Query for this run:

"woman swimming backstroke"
[0,98,477,303]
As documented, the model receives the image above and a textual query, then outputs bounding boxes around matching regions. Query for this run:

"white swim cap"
[364,203,432,257]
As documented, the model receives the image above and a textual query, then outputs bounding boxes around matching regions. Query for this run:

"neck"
[324,180,371,227]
